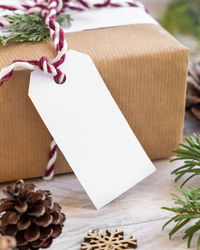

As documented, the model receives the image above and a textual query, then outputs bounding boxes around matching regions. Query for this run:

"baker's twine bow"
[0,0,67,86]
[0,0,146,180]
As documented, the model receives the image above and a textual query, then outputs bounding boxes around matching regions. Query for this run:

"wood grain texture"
[0,116,199,250]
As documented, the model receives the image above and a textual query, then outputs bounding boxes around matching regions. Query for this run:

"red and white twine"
[0,0,67,85]
[0,0,146,180]
[43,139,58,180]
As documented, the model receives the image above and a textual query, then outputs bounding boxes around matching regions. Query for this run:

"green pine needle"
[56,14,72,29]
[162,186,200,249]
[171,134,200,187]
[159,0,200,41]
[0,13,72,45]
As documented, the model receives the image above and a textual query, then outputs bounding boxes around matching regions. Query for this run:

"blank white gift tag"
[29,50,156,209]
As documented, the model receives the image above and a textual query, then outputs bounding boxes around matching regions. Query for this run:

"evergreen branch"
[171,134,200,187]
[159,0,200,41]
[162,186,200,248]
[0,13,72,45]
[56,14,72,29]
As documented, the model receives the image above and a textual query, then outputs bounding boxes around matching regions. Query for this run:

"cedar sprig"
[171,134,200,187]
[0,13,72,45]
[162,186,200,249]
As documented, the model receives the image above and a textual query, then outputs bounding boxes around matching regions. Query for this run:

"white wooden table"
[0,116,199,250]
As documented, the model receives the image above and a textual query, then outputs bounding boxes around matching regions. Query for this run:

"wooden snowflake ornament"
[81,229,137,249]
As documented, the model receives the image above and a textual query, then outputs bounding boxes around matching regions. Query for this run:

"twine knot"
[0,0,67,86]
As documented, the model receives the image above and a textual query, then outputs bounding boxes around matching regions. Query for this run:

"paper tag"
[64,7,158,33]
[29,50,156,209]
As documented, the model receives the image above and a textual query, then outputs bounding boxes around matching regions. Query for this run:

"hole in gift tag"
[53,71,67,85]
[54,78,61,84]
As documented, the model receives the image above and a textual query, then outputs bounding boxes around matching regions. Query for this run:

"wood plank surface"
[0,116,199,249]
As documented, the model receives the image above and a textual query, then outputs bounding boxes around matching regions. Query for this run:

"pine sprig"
[0,13,72,45]
[171,134,200,187]
[162,186,200,249]
[159,0,200,41]
[56,14,72,29]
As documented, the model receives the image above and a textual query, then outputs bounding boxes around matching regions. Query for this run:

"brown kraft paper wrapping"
[0,24,189,183]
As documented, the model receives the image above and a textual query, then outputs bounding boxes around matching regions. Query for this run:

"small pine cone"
[186,61,200,120]
[0,180,66,250]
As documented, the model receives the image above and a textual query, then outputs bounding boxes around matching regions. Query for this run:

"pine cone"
[186,61,200,120]
[0,180,66,250]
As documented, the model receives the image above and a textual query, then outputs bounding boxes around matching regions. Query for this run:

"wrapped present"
[0,3,189,183]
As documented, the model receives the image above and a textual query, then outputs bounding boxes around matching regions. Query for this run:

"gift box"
[0,22,189,183]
